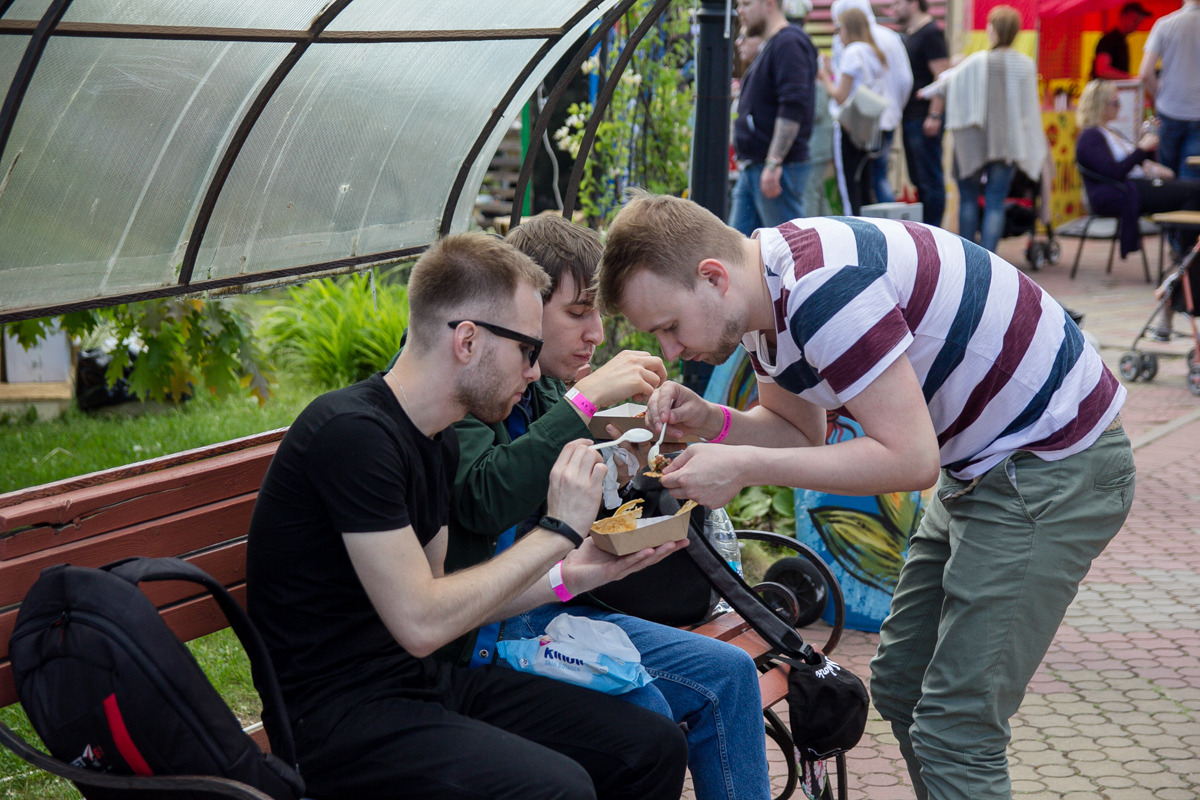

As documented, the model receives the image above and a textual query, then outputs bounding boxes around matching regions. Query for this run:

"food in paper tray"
[586,403,698,445]
[590,499,644,535]
[588,499,696,555]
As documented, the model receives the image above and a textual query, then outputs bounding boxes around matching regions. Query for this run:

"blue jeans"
[729,160,812,235]
[871,128,896,204]
[500,604,771,800]
[902,118,946,227]
[957,161,1016,253]
[1156,112,1200,182]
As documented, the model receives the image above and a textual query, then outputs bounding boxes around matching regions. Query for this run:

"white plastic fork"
[646,423,668,466]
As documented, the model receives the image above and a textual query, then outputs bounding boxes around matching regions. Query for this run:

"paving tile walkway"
[684,233,1200,800]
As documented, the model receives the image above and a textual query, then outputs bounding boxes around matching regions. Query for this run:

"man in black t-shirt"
[247,234,688,800]
[892,0,949,227]
[729,0,818,235]
[1092,2,1152,80]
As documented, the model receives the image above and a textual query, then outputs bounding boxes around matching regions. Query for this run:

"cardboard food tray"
[589,512,690,556]
[586,402,698,445]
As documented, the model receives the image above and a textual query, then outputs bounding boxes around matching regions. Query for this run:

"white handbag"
[835,83,887,152]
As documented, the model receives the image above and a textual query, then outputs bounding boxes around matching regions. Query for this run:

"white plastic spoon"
[588,427,654,450]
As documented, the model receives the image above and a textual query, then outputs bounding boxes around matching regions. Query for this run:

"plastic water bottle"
[705,507,742,613]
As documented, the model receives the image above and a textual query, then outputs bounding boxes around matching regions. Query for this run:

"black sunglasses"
[447,320,544,367]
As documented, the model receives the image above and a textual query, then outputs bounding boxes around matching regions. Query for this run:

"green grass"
[1,383,318,799]
[0,382,319,495]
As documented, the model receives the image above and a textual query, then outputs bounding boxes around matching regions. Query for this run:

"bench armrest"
[734,530,845,656]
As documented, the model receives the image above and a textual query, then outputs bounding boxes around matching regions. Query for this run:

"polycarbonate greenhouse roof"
[0,0,638,323]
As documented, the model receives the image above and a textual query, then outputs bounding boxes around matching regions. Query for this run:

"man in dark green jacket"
[443,214,773,800]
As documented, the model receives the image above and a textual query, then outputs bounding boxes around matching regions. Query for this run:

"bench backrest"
[0,429,285,708]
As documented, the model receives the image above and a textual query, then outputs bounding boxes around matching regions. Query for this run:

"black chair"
[1070,163,1151,282]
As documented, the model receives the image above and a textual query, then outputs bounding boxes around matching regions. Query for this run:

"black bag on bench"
[683,525,869,799]
[9,557,305,800]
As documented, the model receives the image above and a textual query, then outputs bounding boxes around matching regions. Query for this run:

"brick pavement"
[684,234,1200,800]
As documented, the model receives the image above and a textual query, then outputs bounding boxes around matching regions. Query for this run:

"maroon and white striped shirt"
[744,216,1124,478]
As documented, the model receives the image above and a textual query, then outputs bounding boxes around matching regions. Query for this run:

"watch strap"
[539,515,585,548]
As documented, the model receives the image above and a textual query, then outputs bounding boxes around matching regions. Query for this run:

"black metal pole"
[689,1,732,221]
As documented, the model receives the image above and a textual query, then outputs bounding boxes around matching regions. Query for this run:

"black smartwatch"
[538,515,585,548]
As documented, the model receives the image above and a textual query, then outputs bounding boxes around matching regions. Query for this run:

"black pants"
[291,661,689,800]
[1135,176,1200,252]
[841,134,872,215]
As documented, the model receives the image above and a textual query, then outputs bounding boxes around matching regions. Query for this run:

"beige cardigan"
[927,48,1048,181]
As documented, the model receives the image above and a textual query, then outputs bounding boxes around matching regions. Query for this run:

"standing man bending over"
[442,214,773,800]
[247,234,688,800]
[594,192,1135,800]
[729,0,818,234]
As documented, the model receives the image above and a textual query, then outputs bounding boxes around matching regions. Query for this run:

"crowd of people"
[239,3,1199,800]
[731,0,1200,259]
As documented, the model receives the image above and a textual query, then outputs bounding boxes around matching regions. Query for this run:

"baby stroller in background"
[1118,243,1200,396]
[1001,170,1061,271]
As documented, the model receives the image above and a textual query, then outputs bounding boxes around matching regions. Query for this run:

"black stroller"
[1002,170,1061,271]
[1118,243,1200,395]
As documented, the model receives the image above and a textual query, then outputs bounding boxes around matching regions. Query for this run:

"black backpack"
[8,557,305,800]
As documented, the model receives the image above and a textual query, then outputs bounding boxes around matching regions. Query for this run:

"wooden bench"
[0,430,847,800]
[0,429,286,799]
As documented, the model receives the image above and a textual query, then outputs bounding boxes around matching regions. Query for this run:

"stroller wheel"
[1048,239,1062,265]
[1189,364,1200,396]
[1025,242,1044,271]
[1140,353,1159,381]
[1188,348,1197,368]
[763,556,829,628]
[1119,352,1142,382]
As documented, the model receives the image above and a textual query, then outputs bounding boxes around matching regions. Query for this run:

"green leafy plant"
[8,298,272,406]
[258,270,409,390]
[554,1,695,227]
[727,485,796,537]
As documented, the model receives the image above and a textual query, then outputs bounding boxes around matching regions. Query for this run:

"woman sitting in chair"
[1075,80,1200,262]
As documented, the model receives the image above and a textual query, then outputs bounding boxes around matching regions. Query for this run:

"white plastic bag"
[496,613,654,695]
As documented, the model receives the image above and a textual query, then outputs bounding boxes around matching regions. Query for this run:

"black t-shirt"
[902,20,949,122]
[734,24,817,164]
[1091,29,1129,78]
[246,373,458,716]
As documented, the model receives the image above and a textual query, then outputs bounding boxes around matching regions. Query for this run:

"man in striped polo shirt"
[595,192,1135,800]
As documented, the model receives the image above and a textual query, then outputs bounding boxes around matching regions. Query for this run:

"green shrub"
[7,298,272,406]
[259,270,409,390]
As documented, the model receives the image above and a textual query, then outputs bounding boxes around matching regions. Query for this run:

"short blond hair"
[407,234,550,351]
[595,192,745,316]
[1076,80,1114,130]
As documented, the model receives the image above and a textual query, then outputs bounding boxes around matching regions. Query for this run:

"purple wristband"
[564,387,596,420]
[708,404,733,444]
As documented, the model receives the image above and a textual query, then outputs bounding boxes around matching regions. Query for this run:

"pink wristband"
[564,387,596,420]
[548,561,574,602]
[708,404,733,444]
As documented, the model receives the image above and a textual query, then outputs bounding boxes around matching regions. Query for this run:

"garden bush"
[258,269,410,390]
